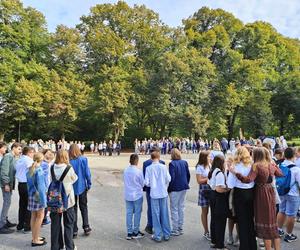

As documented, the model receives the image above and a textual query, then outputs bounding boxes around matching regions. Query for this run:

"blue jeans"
[0,189,12,228]
[151,197,171,240]
[279,195,300,217]
[169,190,187,232]
[126,197,143,234]
[146,191,152,228]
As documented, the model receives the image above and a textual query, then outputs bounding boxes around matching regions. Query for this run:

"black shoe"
[31,241,47,247]
[73,232,78,239]
[126,233,133,240]
[23,228,31,234]
[132,231,145,239]
[84,227,92,236]
[6,220,17,228]
[145,226,153,234]
[0,227,14,234]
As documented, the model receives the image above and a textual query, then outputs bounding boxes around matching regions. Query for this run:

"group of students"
[123,147,190,242]
[196,144,300,250]
[89,140,121,156]
[0,141,92,250]
[124,141,300,250]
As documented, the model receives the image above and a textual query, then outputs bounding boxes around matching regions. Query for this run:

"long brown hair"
[252,147,267,171]
[69,143,82,160]
[196,151,210,169]
[55,150,69,165]
[208,155,225,179]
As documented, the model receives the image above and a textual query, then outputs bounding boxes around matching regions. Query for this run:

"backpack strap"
[50,165,57,181]
[59,165,71,182]
[287,164,296,169]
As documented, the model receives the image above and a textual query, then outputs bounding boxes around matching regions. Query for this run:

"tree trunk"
[227,106,239,141]
[0,132,4,141]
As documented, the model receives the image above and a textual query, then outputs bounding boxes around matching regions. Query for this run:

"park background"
[1,0,300,147]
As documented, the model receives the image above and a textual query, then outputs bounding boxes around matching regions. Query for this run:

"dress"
[236,163,282,239]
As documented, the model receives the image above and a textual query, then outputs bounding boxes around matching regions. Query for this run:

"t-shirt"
[295,157,300,168]
[282,160,300,197]
[227,162,254,189]
[196,164,210,178]
[210,150,224,161]
[209,168,226,190]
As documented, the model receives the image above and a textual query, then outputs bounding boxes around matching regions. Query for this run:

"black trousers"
[74,190,89,232]
[50,207,75,250]
[210,192,228,249]
[234,187,257,250]
[17,183,31,230]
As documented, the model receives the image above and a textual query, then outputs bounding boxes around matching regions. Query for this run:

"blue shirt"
[168,159,190,192]
[70,156,92,195]
[143,159,165,192]
[15,155,33,183]
[145,162,171,199]
[26,166,47,208]
[123,165,144,201]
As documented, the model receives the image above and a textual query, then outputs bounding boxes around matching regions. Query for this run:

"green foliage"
[1,1,300,142]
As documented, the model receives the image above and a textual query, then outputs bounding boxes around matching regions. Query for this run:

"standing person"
[295,147,300,168]
[116,141,121,156]
[0,142,22,234]
[102,141,107,156]
[90,142,95,153]
[123,154,145,240]
[221,138,228,155]
[41,149,55,225]
[208,155,230,250]
[144,150,171,242]
[196,151,211,240]
[0,142,7,162]
[168,149,190,236]
[69,144,92,238]
[143,146,165,234]
[27,152,47,247]
[277,147,300,243]
[15,146,35,233]
[50,150,78,250]
[227,147,256,250]
[231,148,282,250]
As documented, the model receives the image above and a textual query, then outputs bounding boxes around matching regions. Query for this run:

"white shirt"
[227,162,255,189]
[282,160,300,197]
[209,168,226,190]
[295,157,300,168]
[123,165,144,201]
[196,164,210,178]
[210,150,224,161]
[145,162,171,199]
[15,155,33,183]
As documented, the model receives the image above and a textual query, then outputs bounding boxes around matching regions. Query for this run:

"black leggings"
[234,187,257,250]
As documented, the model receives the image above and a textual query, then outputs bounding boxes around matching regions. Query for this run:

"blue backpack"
[276,163,296,196]
[47,165,71,213]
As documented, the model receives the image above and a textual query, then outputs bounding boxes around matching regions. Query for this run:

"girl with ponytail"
[26,152,47,247]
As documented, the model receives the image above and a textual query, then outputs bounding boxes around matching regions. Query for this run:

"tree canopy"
[1,0,299,144]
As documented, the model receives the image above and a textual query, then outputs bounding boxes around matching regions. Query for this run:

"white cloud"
[22,0,300,38]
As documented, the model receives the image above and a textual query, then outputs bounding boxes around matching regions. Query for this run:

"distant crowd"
[134,136,289,155]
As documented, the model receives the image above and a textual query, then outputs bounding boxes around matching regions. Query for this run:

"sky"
[22,0,300,38]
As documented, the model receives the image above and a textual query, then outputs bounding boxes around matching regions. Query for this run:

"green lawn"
[288,138,300,146]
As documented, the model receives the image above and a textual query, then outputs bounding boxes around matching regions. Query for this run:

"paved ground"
[0,153,299,249]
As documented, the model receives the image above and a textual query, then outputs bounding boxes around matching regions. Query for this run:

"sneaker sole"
[284,239,297,243]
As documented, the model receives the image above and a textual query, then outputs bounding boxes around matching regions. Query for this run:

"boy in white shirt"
[145,151,171,242]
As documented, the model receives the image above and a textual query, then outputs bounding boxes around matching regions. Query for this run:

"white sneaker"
[203,232,211,241]
[227,235,234,245]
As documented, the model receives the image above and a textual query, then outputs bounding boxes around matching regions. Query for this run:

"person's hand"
[228,165,236,174]
[4,185,10,192]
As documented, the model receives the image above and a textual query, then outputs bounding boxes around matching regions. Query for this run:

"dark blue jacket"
[143,159,165,192]
[168,159,190,192]
[70,156,92,195]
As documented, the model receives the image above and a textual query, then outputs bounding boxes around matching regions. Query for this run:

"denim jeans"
[0,189,12,228]
[169,190,187,232]
[151,197,171,240]
[146,191,152,228]
[126,197,143,234]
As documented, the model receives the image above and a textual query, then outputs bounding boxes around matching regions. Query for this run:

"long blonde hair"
[29,152,44,176]
[234,146,252,166]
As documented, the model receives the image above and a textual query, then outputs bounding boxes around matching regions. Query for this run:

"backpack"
[276,163,296,196]
[47,165,71,213]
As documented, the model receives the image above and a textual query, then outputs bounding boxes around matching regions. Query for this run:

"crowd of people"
[133,136,289,155]
[6,139,122,156]
[0,141,92,250]
[124,139,300,250]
